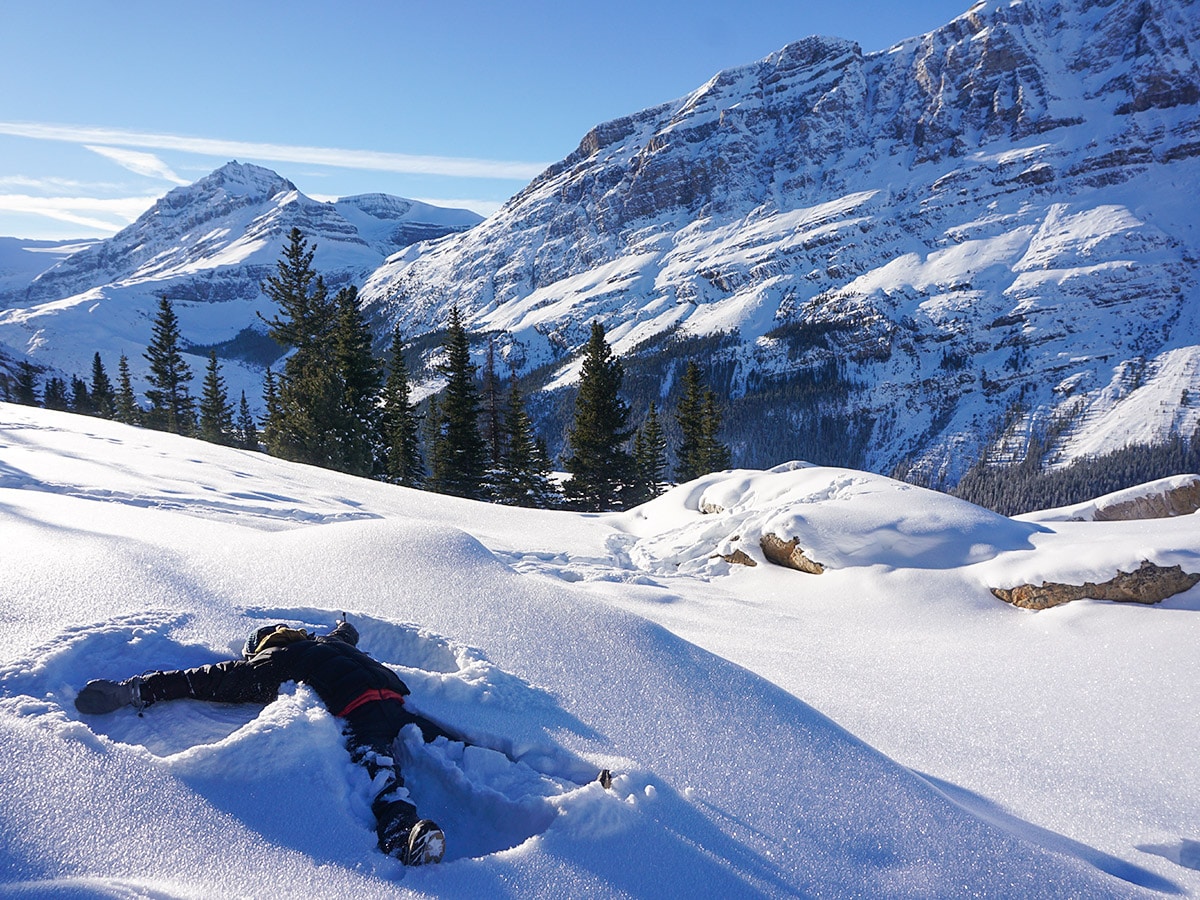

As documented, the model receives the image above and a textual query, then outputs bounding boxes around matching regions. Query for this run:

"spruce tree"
[701,388,731,473]
[674,360,730,482]
[198,351,235,445]
[236,391,259,450]
[13,360,38,406]
[494,383,559,508]
[261,367,280,450]
[332,285,382,477]
[260,228,341,467]
[69,375,93,414]
[563,320,634,511]
[429,306,487,498]
[90,353,116,418]
[114,354,141,425]
[631,401,668,504]
[482,340,503,471]
[143,296,196,435]
[380,326,424,486]
[43,376,69,411]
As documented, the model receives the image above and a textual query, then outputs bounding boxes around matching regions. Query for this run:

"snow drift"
[0,403,1197,897]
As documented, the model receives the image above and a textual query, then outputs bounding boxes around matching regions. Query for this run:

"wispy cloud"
[0,121,549,181]
[0,193,158,233]
[84,145,190,184]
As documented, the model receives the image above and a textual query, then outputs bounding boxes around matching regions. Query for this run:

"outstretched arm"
[141,659,281,705]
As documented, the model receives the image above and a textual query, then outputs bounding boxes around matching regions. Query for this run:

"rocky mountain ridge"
[360,0,1200,483]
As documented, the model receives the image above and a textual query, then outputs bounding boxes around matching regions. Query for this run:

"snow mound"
[621,463,1047,575]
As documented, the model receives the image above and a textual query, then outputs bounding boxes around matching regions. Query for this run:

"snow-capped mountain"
[361,0,1200,483]
[0,162,481,404]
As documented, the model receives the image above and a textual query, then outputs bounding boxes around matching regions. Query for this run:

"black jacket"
[140,632,410,717]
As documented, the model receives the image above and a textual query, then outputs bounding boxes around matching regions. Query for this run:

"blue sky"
[0,0,970,240]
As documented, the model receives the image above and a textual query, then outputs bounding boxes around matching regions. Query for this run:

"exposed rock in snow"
[991,559,1200,609]
[759,533,826,574]
[1093,475,1200,521]
[1024,474,1200,522]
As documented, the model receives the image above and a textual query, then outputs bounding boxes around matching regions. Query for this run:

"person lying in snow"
[74,617,450,867]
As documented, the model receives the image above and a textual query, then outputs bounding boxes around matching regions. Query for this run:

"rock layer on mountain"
[361,0,1200,483]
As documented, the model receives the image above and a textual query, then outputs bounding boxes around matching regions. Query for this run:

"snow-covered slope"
[361,0,1200,482]
[0,237,98,297]
[0,162,481,407]
[1,403,1197,897]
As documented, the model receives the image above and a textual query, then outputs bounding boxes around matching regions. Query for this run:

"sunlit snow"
[1,403,1197,897]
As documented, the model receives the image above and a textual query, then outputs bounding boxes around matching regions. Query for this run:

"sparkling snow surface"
[1,404,1197,898]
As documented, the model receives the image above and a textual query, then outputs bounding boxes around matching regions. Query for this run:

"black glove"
[75,676,145,714]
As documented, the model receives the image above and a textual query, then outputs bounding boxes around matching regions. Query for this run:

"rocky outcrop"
[991,560,1200,609]
[759,534,825,574]
[712,548,758,567]
[1093,478,1200,521]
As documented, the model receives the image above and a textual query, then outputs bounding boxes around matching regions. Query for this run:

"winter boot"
[399,819,445,866]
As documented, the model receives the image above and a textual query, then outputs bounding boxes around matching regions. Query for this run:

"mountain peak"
[182,161,297,201]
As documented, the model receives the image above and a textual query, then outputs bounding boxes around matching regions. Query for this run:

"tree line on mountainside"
[3,227,1195,514]
[949,428,1200,516]
[0,228,729,512]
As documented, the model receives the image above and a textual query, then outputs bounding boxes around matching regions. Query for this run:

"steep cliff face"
[361,0,1200,482]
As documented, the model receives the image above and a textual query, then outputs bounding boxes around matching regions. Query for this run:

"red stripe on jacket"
[336,688,407,717]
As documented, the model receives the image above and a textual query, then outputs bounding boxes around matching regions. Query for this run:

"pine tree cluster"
[1,229,737,513]
[951,428,1200,515]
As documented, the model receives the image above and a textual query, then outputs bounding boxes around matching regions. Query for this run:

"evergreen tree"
[198,351,235,445]
[332,285,382,477]
[429,306,487,498]
[13,360,38,406]
[631,401,668,505]
[380,326,424,486]
[90,353,116,418]
[260,228,341,467]
[69,375,93,414]
[261,367,280,450]
[236,391,259,450]
[563,320,634,511]
[114,354,141,425]
[423,394,442,464]
[482,340,503,471]
[493,383,560,508]
[43,376,69,411]
[701,389,732,473]
[674,360,730,482]
[143,296,195,435]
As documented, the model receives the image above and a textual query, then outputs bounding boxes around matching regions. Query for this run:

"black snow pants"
[343,699,458,854]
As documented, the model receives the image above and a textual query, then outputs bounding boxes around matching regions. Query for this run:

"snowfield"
[0,403,1197,898]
